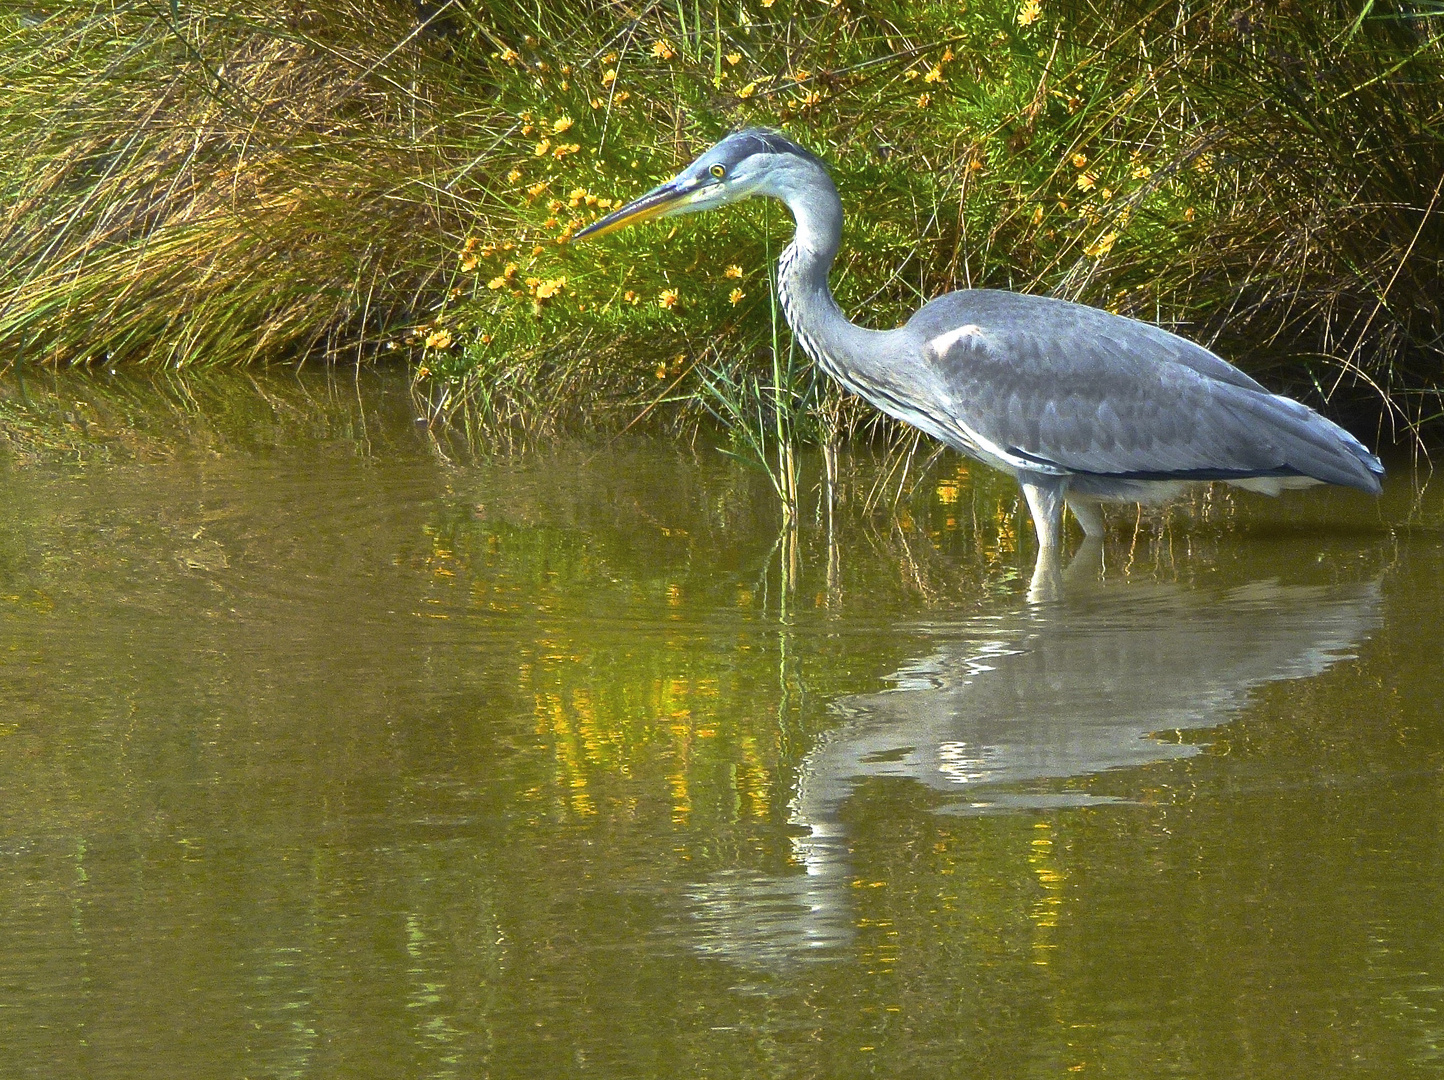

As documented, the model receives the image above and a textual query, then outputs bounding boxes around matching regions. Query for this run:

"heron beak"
[572,179,692,241]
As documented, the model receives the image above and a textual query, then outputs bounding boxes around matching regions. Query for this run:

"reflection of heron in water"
[684,576,1381,968]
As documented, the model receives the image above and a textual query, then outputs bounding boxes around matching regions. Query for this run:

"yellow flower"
[602,68,617,86]
[534,138,551,156]
[726,52,742,66]
[499,48,520,65]
[460,254,479,272]
[655,362,668,379]
[1184,206,1196,221]
[724,264,743,278]
[736,81,758,99]
[487,276,507,290]
[1076,172,1097,191]
[792,69,810,82]
[552,115,574,134]
[1084,231,1118,258]
[923,65,944,84]
[527,180,548,198]
[1031,203,1044,224]
[425,328,454,349]
[1131,163,1153,180]
[624,290,639,304]
[760,0,774,7]
[658,288,678,309]
[729,287,745,305]
[916,92,931,108]
[568,186,589,206]
[552,143,580,159]
[507,168,522,184]
[1018,1,1042,28]
[651,39,676,61]
[1071,152,1088,169]
[535,277,566,299]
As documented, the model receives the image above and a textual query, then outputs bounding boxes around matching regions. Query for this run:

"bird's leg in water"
[1065,497,1105,539]
[1020,473,1067,552]
[1063,535,1105,584]
[1021,473,1068,603]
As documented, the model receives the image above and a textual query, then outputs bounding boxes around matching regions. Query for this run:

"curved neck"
[771,167,884,390]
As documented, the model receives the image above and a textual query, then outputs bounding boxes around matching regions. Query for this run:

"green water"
[1,371,1441,1078]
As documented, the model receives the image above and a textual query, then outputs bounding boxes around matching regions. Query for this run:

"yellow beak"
[572,180,690,241]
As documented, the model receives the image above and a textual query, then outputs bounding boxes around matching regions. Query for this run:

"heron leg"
[1019,472,1067,552]
[1065,496,1105,539]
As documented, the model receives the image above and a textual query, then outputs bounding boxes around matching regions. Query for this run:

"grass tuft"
[3,1,1441,446]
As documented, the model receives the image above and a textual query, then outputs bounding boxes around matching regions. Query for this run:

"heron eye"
[709,164,726,180]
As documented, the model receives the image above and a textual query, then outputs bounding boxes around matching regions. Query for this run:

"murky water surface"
[1,371,1441,1077]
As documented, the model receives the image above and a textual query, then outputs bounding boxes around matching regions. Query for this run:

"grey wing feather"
[906,290,1383,493]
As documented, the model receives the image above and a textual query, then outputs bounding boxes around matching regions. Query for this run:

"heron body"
[576,129,1384,553]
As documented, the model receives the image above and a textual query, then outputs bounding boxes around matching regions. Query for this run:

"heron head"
[572,128,827,241]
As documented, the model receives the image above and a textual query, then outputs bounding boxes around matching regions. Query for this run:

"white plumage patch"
[925,324,986,359]
[1227,476,1324,496]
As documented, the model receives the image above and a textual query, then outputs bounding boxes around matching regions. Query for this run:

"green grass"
[3,1,1442,449]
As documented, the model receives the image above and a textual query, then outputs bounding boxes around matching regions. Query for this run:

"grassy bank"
[3,1,1441,444]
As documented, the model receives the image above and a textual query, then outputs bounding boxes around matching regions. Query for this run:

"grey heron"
[575,129,1384,557]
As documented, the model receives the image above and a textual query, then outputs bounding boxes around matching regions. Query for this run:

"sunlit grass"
[3,1,1441,448]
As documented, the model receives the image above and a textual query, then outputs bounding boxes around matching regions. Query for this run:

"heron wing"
[904,290,1382,493]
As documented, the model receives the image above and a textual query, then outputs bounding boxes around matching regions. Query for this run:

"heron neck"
[774,175,884,389]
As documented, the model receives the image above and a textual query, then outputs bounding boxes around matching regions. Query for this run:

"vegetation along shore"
[2,1,1441,449]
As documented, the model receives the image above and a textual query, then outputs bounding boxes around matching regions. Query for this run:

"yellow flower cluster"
[658,288,679,310]
[487,263,520,290]
[1018,1,1043,28]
